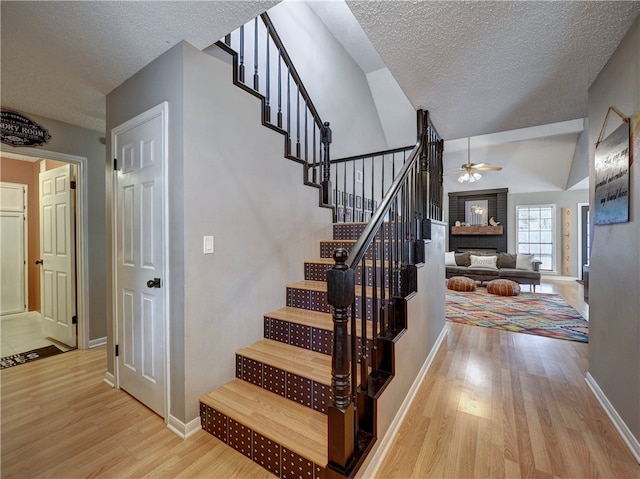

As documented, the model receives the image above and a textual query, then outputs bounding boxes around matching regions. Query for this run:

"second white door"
[40,165,77,347]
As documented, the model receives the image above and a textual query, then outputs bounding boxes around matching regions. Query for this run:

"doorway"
[0,149,89,353]
[577,202,590,281]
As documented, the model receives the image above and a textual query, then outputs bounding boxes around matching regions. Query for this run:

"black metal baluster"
[361,156,365,222]
[277,52,282,128]
[287,71,291,154]
[343,161,347,221]
[351,300,357,404]
[239,25,245,83]
[371,235,379,378]
[253,18,259,91]
[224,34,231,46]
[380,155,386,201]
[265,25,271,123]
[360,260,368,389]
[380,223,387,335]
[371,156,375,218]
[351,159,355,223]
[296,88,301,158]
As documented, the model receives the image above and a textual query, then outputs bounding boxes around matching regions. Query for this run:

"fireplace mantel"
[451,225,503,235]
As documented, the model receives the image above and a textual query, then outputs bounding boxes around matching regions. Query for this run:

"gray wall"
[358,221,447,477]
[182,43,332,421]
[107,41,333,423]
[268,1,390,158]
[106,41,187,416]
[4,113,107,341]
[508,189,588,277]
[588,14,640,445]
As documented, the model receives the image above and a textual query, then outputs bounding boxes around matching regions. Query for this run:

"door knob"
[147,278,161,288]
[35,259,43,265]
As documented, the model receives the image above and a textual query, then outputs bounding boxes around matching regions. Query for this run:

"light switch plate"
[203,236,214,254]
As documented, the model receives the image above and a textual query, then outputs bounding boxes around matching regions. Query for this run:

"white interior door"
[0,182,27,315]
[39,165,77,347]
[113,103,167,418]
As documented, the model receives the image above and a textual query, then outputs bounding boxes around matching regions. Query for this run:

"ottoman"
[487,278,521,296]
[447,276,476,292]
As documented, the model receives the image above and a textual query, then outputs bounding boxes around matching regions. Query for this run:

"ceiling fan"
[449,137,502,183]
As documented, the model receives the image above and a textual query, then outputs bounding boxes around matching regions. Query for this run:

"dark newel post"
[418,109,430,238]
[327,248,355,475]
[321,121,332,206]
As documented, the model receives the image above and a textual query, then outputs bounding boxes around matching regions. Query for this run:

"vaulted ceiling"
[2,1,639,193]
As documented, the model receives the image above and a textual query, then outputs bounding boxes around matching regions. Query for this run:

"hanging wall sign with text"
[594,122,630,225]
[1,109,52,147]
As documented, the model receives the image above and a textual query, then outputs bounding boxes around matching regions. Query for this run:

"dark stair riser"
[320,240,392,260]
[287,287,380,321]
[332,222,398,241]
[264,315,374,357]
[305,261,391,289]
[200,402,326,479]
[236,354,331,414]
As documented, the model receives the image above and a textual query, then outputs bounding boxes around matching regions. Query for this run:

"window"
[516,205,555,272]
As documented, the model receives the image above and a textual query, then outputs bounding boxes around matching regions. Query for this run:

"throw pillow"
[445,251,457,266]
[516,253,535,271]
[455,252,471,267]
[469,255,498,269]
[498,253,517,269]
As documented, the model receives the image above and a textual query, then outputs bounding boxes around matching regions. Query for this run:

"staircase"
[199,11,445,478]
[199,222,384,478]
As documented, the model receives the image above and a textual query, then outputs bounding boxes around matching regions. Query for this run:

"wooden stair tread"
[305,258,389,266]
[265,307,373,336]
[237,339,331,385]
[287,280,386,297]
[265,307,333,329]
[200,379,327,466]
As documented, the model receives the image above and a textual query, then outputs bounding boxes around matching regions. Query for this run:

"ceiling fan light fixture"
[457,171,482,183]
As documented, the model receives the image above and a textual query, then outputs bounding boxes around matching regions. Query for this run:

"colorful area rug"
[446,289,588,342]
[0,345,64,369]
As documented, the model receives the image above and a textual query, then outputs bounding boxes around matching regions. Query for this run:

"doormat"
[0,345,64,369]
[446,289,588,343]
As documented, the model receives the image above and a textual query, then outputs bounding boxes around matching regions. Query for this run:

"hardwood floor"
[2,279,637,478]
[374,279,639,479]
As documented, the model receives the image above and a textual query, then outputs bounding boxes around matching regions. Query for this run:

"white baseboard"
[89,336,107,348]
[103,371,115,388]
[585,372,640,464]
[167,414,202,440]
[360,323,450,478]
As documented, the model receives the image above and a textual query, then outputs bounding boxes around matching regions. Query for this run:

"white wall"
[566,119,590,189]
[366,67,416,149]
[508,189,588,277]
[267,1,389,158]
[587,13,640,453]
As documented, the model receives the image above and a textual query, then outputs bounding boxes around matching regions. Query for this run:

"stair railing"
[326,110,443,478]
[217,13,333,205]
[330,145,414,223]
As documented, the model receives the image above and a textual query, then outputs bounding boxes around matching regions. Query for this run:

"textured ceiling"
[1,1,639,143]
[347,0,640,139]
[0,1,279,132]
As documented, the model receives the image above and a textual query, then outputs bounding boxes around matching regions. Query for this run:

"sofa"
[445,251,542,290]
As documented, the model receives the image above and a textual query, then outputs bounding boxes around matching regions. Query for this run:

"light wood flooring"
[2,279,638,478]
